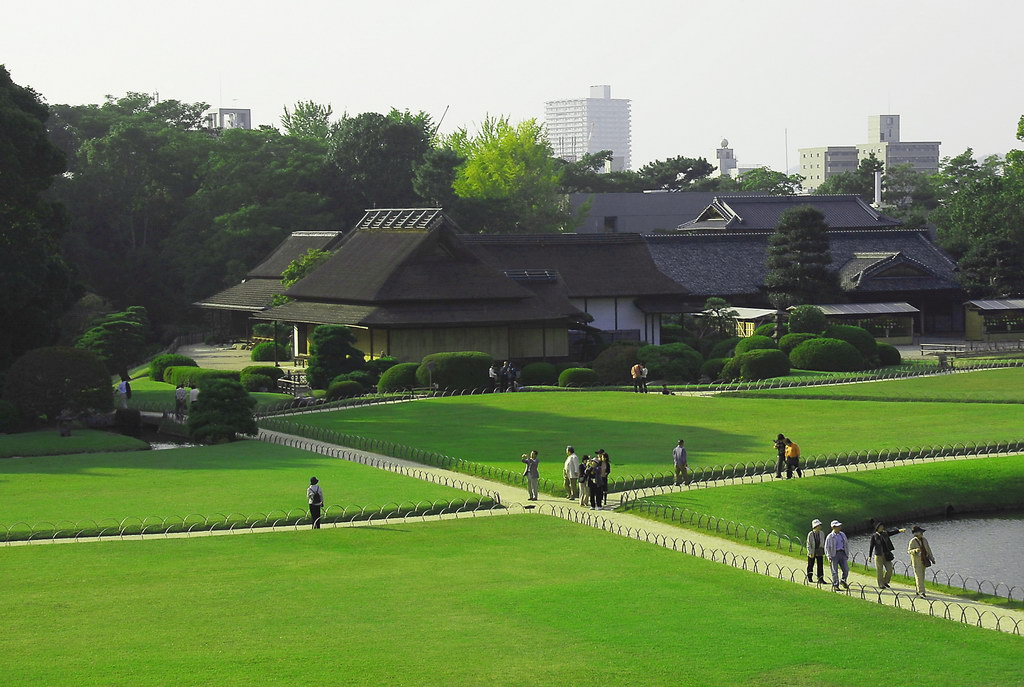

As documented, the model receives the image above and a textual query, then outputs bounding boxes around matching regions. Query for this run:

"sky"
[3,0,1022,172]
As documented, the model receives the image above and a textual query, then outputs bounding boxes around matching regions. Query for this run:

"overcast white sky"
[3,0,1022,172]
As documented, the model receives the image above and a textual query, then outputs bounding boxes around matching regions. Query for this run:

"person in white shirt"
[307,477,324,529]
[188,384,200,408]
[824,520,851,590]
[174,384,188,420]
[563,446,580,500]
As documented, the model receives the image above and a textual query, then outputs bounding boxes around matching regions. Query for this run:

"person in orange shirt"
[784,438,803,479]
[630,362,644,393]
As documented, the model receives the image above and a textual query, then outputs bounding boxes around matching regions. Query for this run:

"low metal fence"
[618,500,1024,603]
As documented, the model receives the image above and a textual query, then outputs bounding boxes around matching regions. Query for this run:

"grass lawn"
[288,392,1024,485]
[729,368,1024,403]
[2,516,1022,687]
[124,375,293,411]
[0,428,149,458]
[0,440,478,529]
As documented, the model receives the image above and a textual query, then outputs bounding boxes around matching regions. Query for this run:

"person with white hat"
[824,520,851,590]
[806,519,827,583]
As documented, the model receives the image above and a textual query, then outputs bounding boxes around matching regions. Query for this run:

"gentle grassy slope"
[0,429,149,458]
[730,368,1024,403]
[0,441,474,526]
[292,393,1024,483]
[630,454,1024,540]
[125,375,293,410]
[2,516,1022,687]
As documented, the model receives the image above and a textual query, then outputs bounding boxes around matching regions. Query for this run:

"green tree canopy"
[737,167,804,195]
[764,206,840,308]
[75,306,150,376]
[3,346,112,424]
[281,100,333,139]
[306,325,365,389]
[186,378,257,443]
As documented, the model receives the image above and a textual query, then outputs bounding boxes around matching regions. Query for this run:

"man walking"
[824,520,850,590]
[563,446,580,500]
[869,521,906,589]
[630,362,643,393]
[307,477,324,529]
[174,383,188,420]
[521,451,540,501]
[672,439,688,486]
[806,519,826,583]
[639,363,649,393]
[784,438,803,479]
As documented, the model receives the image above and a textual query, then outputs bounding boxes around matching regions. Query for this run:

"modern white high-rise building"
[545,85,631,171]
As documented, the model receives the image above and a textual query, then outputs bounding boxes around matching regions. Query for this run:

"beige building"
[799,115,940,191]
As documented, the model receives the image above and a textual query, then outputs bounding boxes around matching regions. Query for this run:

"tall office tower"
[545,85,631,171]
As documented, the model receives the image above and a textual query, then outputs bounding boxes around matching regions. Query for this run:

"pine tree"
[764,206,839,308]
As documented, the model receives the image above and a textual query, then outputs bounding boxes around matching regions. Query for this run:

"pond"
[105,428,199,451]
[847,512,1024,591]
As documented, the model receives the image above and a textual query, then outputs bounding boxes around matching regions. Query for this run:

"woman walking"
[907,525,937,597]
[521,450,540,501]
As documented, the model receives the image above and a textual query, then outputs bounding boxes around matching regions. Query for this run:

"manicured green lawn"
[2,516,1021,687]
[629,454,1024,541]
[0,428,149,458]
[0,441,477,528]
[731,368,1024,403]
[289,393,1024,484]
[124,375,293,411]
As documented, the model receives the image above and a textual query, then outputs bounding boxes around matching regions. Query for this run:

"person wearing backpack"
[307,477,324,529]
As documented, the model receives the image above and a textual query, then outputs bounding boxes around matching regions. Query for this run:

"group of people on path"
[629,362,649,393]
[773,434,802,479]
[806,519,937,596]
[173,383,200,421]
[560,447,612,509]
[489,361,521,392]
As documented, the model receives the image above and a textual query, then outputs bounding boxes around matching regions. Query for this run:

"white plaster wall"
[571,297,660,344]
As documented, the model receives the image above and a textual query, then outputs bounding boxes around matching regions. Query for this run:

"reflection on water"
[105,428,199,451]
[847,513,1024,590]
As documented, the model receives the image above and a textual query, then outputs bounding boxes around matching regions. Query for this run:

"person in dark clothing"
[307,477,324,529]
[596,449,611,506]
[499,361,512,392]
[868,521,906,588]
[773,433,786,478]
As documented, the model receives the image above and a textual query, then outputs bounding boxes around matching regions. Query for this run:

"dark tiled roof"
[247,231,343,279]
[682,195,902,231]
[194,278,282,311]
[568,192,760,234]
[464,233,687,298]
[838,251,940,292]
[644,230,958,298]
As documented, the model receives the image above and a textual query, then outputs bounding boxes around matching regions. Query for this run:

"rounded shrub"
[415,352,492,391]
[788,305,827,334]
[240,365,286,381]
[332,370,373,388]
[186,378,256,443]
[638,342,703,383]
[779,332,820,356]
[591,343,641,385]
[720,357,741,381]
[326,379,364,400]
[825,324,878,361]
[558,367,599,387]
[364,356,398,382]
[3,346,112,424]
[789,337,865,372]
[377,362,420,392]
[149,354,197,383]
[240,373,275,392]
[708,336,740,359]
[734,335,777,356]
[877,341,902,366]
[0,399,25,434]
[165,366,241,388]
[251,341,291,362]
[753,322,788,338]
[556,361,584,374]
[700,357,729,381]
[737,349,790,381]
[520,362,558,386]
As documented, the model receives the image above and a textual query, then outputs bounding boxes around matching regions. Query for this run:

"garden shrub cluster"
[825,324,878,360]
[877,341,902,366]
[164,366,241,387]
[789,337,864,371]
[736,349,790,380]
[520,361,558,386]
[185,378,256,443]
[240,365,286,381]
[326,379,364,399]
[240,373,276,392]
[788,305,828,334]
[332,370,373,388]
[3,346,112,425]
[779,332,819,356]
[306,325,365,389]
[708,337,740,359]
[250,341,291,363]
[699,357,729,381]
[0,398,25,433]
[638,342,703,382]
[753,322,788,338]
[733,335,777,356]
[415,351,492,391]
[149,354,197,382]
[558,367,599,387]
[592,343,641,385]
[377,363,420,392]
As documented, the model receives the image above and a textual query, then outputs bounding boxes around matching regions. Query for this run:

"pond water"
[847,512,1024,591]
[106,428,199,451]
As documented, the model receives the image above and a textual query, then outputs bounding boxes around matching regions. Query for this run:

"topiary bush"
[3,346,112,424]
[558,367,599,387]
[415,352,492,391]
[0,399,25,434]
[240,365,286,381]
[700,358,729,382]
[307,325,365,389]
[877,341,902,366]
[708,337,740,359]
[251,341,291,363]
[326,379,364,400]
[165,366,241,387]
[149,354,197,383]
[520,362,558,386]
[591,343,641,385]
[789,305,827,334]
[240,373,275,392]
[779,332,820,356]
[737,349,790,381]
[364,356,398,382]
[638,342,703,383]
[186,379,256,443]
[825,324,878,362]
[789,337,865,372]
[332,370,373,388]
[377,363,420,392]
[753,322,789,338]
[720,357,741,381]
[734,335,778,356]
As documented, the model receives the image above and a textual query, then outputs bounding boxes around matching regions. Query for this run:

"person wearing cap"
[868,521,907,589]
[806,519,827,583]
[563,446,580,500]
[907,525,937,596]
[824,520,850,589]
[672,439,688,486]
[521,450,540,501]
[307,477,324,529]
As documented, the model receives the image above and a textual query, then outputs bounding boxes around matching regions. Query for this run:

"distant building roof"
[965,299,1024,311]
[194,278,282,311]
[568,191,760,234]
[352,208,451,232]
[247,231,343,279]
[804,302,920,316]
[681,195,902,231]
